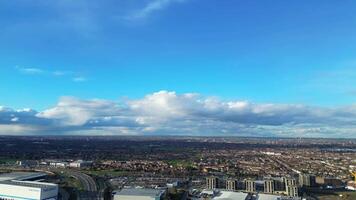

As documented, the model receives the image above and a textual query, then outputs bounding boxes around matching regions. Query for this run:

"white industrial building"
[212,191,248,199]
[113,188,166,200]
[0,172,58,200]
[0,181,58,200]
[0,172,47,182]
[69,160,93,168]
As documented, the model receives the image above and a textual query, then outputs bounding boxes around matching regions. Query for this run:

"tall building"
[264,180,274,194]
[236,180,245,190]
[245,179,256,193]
[273,178,285,192]
[286,185,298,197]
[206,177,218,190]
[226,179,236,191]
[284,177,296,187]
[299,173,316,187]
[284,177,298,197]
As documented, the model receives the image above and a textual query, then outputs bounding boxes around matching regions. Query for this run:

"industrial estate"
[0,136,356,200]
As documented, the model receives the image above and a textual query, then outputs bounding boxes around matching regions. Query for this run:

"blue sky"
[1,0,356,137]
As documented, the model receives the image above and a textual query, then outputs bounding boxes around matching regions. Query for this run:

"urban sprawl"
[0,136,356,200]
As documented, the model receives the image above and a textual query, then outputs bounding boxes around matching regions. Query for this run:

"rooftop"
[0,172,47,181]
[0,180,58,189]
[213,191,248,200]
[114,188,165,197]
[257,194,282,200]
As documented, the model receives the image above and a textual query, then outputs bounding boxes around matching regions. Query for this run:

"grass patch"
[0,158,17,165]
[58,172,84,191]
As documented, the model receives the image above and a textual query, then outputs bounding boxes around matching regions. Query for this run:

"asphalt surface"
[68,171,103,200]
[70,171,98,192]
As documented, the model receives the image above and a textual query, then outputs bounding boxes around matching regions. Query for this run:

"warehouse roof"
[0,180,57,189]
[0,172,47,181]
[213,191,249,200]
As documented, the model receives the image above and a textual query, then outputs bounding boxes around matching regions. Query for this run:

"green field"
[0,158,17,165]
[58,172,84,191]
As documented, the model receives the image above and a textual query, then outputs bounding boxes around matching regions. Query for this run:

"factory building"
[0,172,58,200]
[17,160,39,168]
[212,191,248,199]
[113,188,166,200]
[0,172,47,182]
[0,181,58,200]
[69,160,93,168]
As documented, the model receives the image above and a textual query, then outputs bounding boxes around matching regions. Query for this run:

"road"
[68,171,102,200]
[70,171,98,192]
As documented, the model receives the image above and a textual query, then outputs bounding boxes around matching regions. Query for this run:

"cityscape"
[0,136,356,199]
[1,0,356,200]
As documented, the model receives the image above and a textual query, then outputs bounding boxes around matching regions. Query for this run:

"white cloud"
[53,70,69,76]
[15,66,88,83]
[127,0,186,20]
[15,66,44,74]
[72,76,87,82]
[2,91,356,137]
[37,96,120,126]
[10,117,19,122]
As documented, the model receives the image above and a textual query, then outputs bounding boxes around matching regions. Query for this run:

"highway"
[70,171,98,192]
[68,170,102,200]
[0,167,103,199]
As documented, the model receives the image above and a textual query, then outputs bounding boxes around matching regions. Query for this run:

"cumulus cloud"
[37,97,121,126]
[1,91,356,137]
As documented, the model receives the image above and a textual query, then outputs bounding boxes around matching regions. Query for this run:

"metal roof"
[0,180,57,189]
[0,172,47,181]
[257,194,282,200]
[213,191,249,200]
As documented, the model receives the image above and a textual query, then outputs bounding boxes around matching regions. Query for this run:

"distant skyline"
[1,1,356,137]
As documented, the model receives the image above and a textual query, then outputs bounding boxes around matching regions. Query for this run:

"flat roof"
[213,191,248,200]
[257,194,282,200]
[0,180,57,189]
[114,188,165,197]
[0,172,47,181]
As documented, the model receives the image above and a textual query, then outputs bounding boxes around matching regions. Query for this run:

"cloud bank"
[1,91,356,137]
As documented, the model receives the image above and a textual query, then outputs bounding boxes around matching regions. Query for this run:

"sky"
[1,0,356,137]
